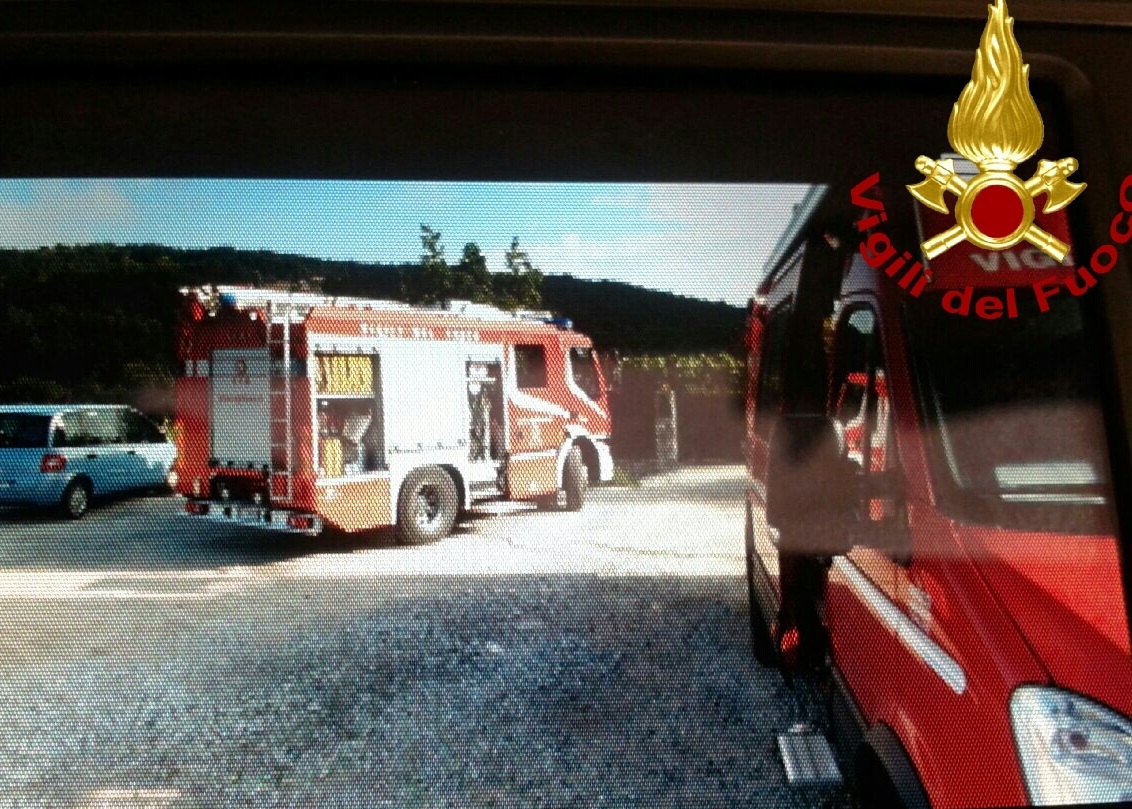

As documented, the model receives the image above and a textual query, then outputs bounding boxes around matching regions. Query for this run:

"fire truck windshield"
[904,292,1113,533]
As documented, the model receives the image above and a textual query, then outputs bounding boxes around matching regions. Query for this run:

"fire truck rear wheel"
[563,446,588,511]
[397,467,459,545]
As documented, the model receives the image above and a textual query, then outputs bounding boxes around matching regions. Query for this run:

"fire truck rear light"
[185,501,210,516]
[287,514,315,530]
[40,454,66,473]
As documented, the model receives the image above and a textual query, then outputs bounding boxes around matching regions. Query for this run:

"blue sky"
[0,179,809,306]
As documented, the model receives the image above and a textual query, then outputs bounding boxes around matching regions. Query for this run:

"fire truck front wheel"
[396,467,459,545]
[563,446,588,511]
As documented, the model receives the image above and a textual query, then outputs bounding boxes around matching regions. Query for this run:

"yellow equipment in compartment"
[320,437,344,477]
[316,355,373,395]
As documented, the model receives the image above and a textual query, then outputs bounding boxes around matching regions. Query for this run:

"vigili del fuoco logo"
[852,0,1132,318]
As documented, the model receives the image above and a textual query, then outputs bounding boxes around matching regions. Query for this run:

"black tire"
[855,754,903,809]
[533,493,559,511]
[60,479,91,520]
[854,728,931,809]
[563,446,588,511]
[396,467,459,545]
[745,498,779,666]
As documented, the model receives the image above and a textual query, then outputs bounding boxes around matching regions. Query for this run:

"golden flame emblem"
[907,0,1085,261]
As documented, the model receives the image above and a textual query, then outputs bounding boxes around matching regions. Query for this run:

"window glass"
[515,344,548,389]
[121,409,165,444]
[754,304,791,439]
[569,347,602,400]
[833,308,890,474]
[905,292,1109,530]
[55,412,84,448]
[0,414,51,448]
[83,410,124,445]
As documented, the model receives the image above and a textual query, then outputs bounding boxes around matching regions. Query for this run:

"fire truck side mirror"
[765,414,857,556]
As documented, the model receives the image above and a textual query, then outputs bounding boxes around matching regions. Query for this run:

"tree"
[412,225,452,304]
[451,243,494,303]
[494,237,543,310]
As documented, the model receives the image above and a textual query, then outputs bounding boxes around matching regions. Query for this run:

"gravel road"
[0,465,849,809]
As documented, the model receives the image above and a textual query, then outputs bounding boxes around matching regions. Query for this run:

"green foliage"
[539,275,746,353]
[0,376,70,403]
[413,225,452,304]
[617,352,743,396]
[404,229,542,310]
[452,243,494,304]
[494,237,543,310]
[0,240,744,414]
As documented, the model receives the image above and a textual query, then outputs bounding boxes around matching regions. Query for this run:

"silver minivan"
[0,405,177,519]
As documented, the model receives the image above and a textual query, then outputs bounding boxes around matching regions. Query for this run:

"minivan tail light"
[40,454,66,473]
[287,514,315,530]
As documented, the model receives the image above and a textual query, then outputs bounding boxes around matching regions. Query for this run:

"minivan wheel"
[60,479,91,520]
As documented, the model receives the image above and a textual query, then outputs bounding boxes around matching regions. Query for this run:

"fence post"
[655,384,678,469]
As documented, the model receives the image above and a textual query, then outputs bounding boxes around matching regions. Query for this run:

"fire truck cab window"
[515,344,548,389]
[832,308,891,475]
[569,347,602,400]
[754,304,791,440]
[315,354,384,477]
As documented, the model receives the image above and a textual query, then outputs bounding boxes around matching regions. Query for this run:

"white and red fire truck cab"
[173,286,613,542]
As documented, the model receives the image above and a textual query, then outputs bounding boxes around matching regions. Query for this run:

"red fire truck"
[744,176,1132,807]
[173,286,613,542]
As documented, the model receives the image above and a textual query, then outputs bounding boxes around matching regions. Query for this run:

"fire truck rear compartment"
[208,472,269,505]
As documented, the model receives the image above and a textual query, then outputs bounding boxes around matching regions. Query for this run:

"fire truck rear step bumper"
[777,724,843,786]
[181,500,323,536]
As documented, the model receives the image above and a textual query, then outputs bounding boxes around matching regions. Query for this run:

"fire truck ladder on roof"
[267,300,294,502]
[210,285,412,317]
[193,286,574,330]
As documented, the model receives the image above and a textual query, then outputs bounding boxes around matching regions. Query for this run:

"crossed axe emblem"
[908,156,1085,262]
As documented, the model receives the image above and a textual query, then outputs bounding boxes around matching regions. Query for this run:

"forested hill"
[541,275,745,354]
[0,244,747,405]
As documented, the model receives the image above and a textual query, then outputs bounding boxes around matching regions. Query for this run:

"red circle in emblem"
[970,184,1025,238]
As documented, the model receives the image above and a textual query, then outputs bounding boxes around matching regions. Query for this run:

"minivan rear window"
[0,414,51,448]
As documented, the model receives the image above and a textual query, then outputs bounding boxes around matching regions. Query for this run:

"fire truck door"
[824,306,907,714]
[466,361,504,483]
